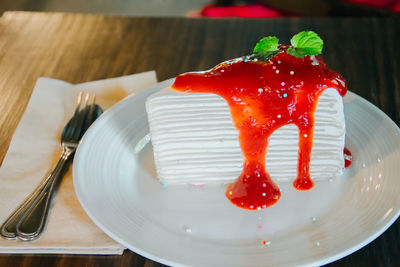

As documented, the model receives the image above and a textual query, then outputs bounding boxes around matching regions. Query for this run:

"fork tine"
[85,95,96,131]
[83,92,90,107]
[74,92,83,117]
[62,92,84,140]
[70,92,91,141]
[79,94,95,140]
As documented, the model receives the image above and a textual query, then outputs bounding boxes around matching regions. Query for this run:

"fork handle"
[0,176,53,239]
[0,148,73,240]
[15,147,74,240]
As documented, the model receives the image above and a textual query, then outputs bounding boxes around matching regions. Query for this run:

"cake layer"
[146,87,345,184]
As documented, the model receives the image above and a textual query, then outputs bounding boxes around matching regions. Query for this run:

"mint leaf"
[253,36,279,55]
[286,47,308,58]
[287,31,323,58]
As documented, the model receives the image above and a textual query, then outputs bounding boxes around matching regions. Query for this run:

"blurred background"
[0,0,399,17]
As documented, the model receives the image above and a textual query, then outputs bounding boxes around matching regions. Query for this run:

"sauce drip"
[172,49,347,210]
[344,147,353,168]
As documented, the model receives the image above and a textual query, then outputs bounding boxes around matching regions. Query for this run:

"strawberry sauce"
[172,49,347,210]
[344,147,353,168]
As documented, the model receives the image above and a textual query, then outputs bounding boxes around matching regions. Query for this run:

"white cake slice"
[146,87,345,185]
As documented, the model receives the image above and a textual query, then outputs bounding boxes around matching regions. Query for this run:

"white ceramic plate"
[73,79,400,267]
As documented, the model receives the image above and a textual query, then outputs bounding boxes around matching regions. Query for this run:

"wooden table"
[0,11,399,266]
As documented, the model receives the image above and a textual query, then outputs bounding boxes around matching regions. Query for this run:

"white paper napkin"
[0,71,158,254]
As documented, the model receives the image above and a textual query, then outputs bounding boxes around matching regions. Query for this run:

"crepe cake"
[146,32,347,210]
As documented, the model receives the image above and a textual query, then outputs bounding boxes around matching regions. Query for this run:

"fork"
[0,92,102,241]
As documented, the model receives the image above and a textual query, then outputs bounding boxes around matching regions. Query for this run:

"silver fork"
[0,92,102,241]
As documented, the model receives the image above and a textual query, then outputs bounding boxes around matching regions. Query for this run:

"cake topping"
[344,147,353,168]
[172,31,347,210]
[286,31,323,58]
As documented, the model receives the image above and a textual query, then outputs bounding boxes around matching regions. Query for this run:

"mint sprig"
[252,36,279,59]
[287,31,323,58]
[252,31,324,60]
[253,36,279,54]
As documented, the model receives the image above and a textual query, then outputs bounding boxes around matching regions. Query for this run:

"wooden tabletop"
[0,11,399,266]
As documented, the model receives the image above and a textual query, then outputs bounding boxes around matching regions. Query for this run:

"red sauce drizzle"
[172,49,347,210]
[344,147,353,168]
